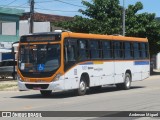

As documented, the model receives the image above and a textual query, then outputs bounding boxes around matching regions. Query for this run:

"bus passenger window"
[80,41,86,49]
[124,42,133,59]
[102,41,112,59]
[78,40,89,60]
[138,43,142,58]
[64,39,77,63]
[141,43,146,59]
[133,43,139,59]
[145,43,149,59]
[67,45,75,61]
[64,38,78,71]
[114,41,124,59]
[90,41,99,59]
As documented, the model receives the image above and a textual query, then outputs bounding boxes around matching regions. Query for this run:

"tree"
[125,2,160,55]
[53,0,160,55]
[54,0,122,34]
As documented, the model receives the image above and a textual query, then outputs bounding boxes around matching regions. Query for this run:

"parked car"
[0,60,17,79]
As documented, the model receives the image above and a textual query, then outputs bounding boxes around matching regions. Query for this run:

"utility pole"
[122,0,125,36]
[29,0,34,33]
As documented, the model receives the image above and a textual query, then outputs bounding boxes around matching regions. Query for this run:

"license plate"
[33,87,42,90]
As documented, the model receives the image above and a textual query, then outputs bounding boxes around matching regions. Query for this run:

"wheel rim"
[126,76,130,88]
[79,81,86,92]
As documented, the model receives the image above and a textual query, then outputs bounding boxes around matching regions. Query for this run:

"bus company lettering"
[94,68,103,71]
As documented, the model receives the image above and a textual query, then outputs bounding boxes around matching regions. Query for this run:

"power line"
[4,0,18,6]
[0,2,30,9]
[0,2,29,13]
[0,5,29,9]
[35,7,79,13]
[0,0,28,8]
[0,3,78,13]
[35,0,55,3]
[36,0,85,8]
[35,3,78,13]
[18,2,29,7]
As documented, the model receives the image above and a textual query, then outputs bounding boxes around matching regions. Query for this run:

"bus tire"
[116,73,131,90]
[40,90,52,97]
[77,77,87,96]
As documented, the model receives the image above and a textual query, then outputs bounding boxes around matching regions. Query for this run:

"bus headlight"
[17,74,23,82]
[53,73,62,81]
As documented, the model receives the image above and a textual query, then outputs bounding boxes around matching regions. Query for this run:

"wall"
[0,20,50,49]
[156,53,160,69]
[19,20,50,36]
[2,22,16,35]
[1,20,50,36]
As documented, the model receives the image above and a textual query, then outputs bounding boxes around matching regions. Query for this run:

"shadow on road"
[87,86,145,95]
[150,71,160,76]
[11,86,145,99]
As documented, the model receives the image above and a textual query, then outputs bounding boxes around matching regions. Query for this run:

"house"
[0,7,24,61]
[20,12,73,31]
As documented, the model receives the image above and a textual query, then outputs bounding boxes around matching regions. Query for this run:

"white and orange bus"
[17,31,150,96]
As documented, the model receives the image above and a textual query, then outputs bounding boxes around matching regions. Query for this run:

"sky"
[0,0,160,17]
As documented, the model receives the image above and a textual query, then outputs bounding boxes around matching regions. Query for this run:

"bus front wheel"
[116,73,131,90]
[77,78,87,96]
[40,90,52,97]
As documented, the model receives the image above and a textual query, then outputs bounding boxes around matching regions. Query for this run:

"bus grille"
[25,84,49,89]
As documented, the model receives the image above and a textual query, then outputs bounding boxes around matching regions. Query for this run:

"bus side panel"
[64,66,79,90]
[132,61,150,81]
[114,61,125,84]
[79,62,114,87]
[132,61,149,81]
[141,65,150,80]
[114,61,133,84]
[89,64,101,87]
[114,60,150,83]
[100,61,114,85]
[76,63,101,87]
[63,61,149,90]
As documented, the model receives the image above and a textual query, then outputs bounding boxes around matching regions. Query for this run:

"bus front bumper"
[18,80,65,92]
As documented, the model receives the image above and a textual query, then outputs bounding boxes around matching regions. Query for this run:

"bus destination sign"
[20,34,61,43]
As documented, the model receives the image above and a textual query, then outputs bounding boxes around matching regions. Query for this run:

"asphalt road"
[1,74,160,120]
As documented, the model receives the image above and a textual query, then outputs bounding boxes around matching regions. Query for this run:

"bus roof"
[20,31,148,43]
[62,32,148,42]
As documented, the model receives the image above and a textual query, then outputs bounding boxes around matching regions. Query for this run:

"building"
[0,7,24,61]
[19,20,50,36]
[20,12,73,31]
[20,12,73,22]
[0,7,24,49]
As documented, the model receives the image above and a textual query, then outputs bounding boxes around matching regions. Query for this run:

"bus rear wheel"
[77,78,87,96]
[116,73,131,90]
[40,90,52,97]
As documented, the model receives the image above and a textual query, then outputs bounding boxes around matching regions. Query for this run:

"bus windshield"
[18,44,60,76]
